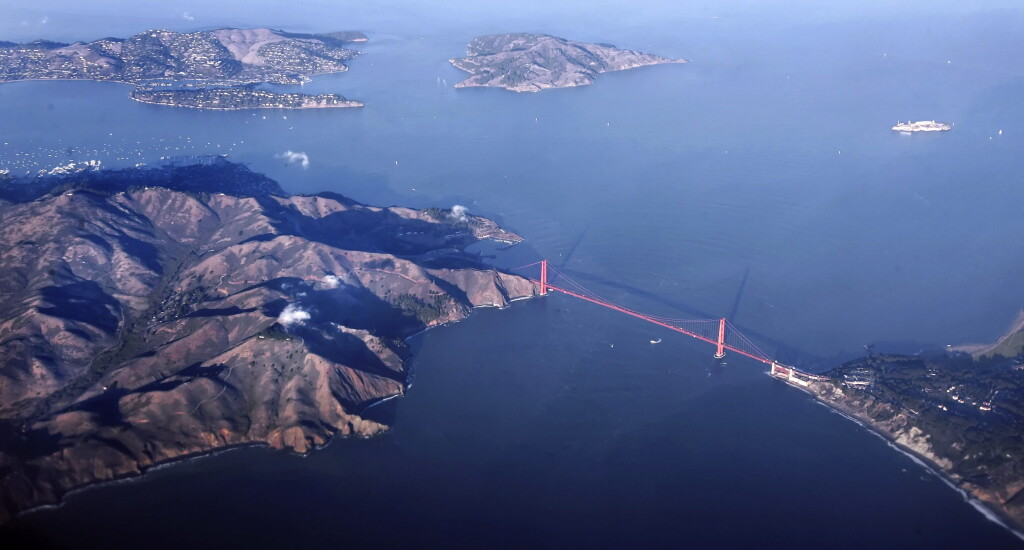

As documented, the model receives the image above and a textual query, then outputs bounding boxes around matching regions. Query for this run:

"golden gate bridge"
[513,260,825,386]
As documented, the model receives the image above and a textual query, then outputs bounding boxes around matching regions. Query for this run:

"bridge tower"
[540,259,548,296]
[714,317,727,359]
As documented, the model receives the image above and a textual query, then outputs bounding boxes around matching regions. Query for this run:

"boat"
[650,338,662,344]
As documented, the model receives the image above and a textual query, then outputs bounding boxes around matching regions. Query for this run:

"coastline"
[129,96,364,110]
[0,77,134,86]
[7,412,388,523]
[17,441,267,518]
[813,398,1024,541]
[955,308,1024,356]
[1,79,366,110]
[8,285,538,522]
[1,68,361,111]
[773,375,1024,541]
[17,422,388,521]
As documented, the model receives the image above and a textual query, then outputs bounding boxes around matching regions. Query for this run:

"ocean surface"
[3,1,1024,547]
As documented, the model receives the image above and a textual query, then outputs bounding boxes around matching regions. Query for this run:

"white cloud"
[278,303,310,326]
[277,150,310,169]
[322,274,341,289]
[449,204,469,222]
[182,12,195,21]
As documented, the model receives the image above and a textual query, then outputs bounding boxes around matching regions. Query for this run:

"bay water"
[3,1,1024,546]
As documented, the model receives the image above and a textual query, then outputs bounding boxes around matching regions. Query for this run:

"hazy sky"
[3,0,1022,43]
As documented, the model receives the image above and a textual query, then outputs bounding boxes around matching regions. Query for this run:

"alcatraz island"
[0,28,367,110]
[892,120,952,132]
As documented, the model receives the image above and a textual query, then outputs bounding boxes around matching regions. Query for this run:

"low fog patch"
[278,303,311,326]
[449,204,469,222]
[321,274,342,289]
[277,150,310,169]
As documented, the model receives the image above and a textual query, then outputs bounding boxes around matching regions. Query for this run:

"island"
[129,83,362,110]
[892,120,952,132]
[448,33,686,92]
[0,28,366,109]
[770,325,1024,534]
[0,157,537,521]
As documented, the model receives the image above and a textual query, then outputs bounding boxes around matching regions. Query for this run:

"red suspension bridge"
[513,260,824,386]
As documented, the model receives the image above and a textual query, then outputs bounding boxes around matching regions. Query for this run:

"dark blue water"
[3,1,1024,547]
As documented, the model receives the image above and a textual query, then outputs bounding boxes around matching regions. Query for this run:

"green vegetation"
[257,323,295,341]
[422,207,449,221]
[366,257,396,270]
[393,292,454,325]
[826,353,1024,493]
[982,330,1024,360]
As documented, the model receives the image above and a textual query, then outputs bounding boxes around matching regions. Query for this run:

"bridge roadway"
[522,260,825,385]
[531,280,772,365]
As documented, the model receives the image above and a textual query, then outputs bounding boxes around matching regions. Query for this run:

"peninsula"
[0,158,536,521]
[892,120,952,132]
[449,33,686,92]
[0,28,366,109]
[771,337,1024,535]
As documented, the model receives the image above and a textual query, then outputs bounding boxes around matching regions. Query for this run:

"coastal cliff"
[0,159,536,520]
[449,33,686,92]
[786,353,1024,534]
